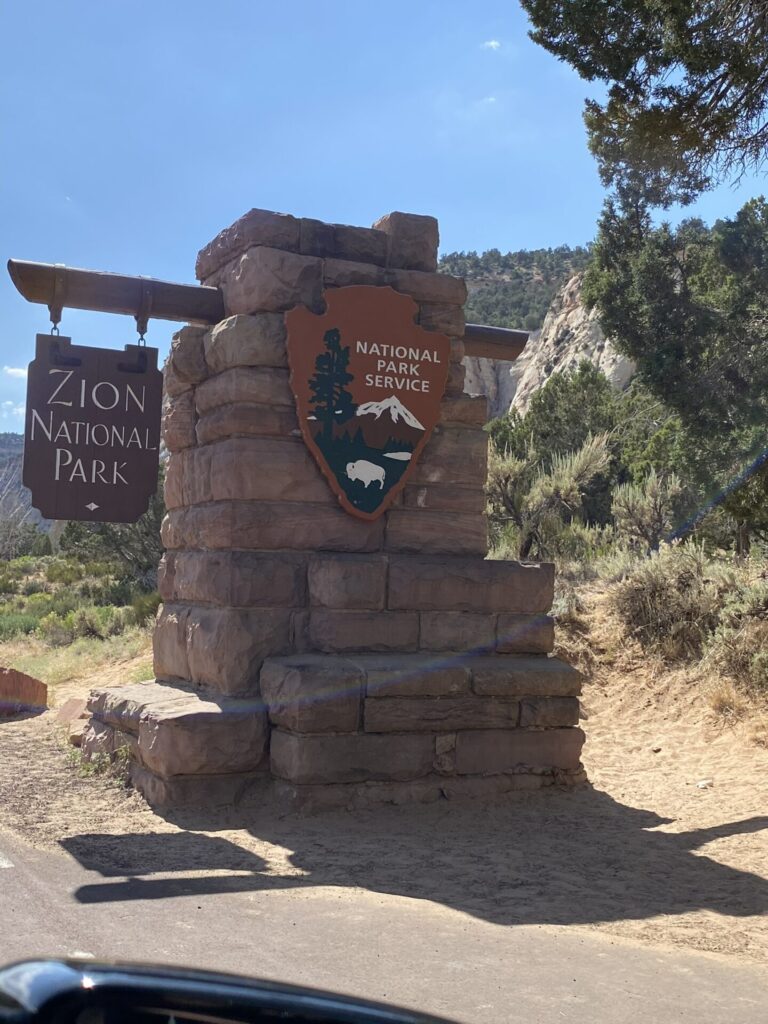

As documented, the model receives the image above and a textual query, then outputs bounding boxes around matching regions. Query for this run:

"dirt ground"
[1,594,767,966]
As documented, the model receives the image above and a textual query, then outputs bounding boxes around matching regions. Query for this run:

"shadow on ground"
[61,787,768,929]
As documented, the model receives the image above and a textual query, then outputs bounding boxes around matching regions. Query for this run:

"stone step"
[85,680,268,779]
[260,653,582,735]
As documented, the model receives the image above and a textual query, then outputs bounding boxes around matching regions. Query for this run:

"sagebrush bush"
[45,560,83,585]
[131,591,161,625]
[0,612,39,641]
[38,611,76,646]
[20,578,45,596]
[7,556,38,577]
[608,543,731,660]
[708,580,768,692]
[0,574,16,595]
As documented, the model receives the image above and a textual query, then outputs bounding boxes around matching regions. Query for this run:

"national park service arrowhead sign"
[286,286,451,520]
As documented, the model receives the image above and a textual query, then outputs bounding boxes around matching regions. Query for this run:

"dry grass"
[707,678,750,722]
[0,625,153,702]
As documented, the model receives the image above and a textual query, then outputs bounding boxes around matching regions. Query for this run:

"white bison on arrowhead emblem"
[346,460,386,489]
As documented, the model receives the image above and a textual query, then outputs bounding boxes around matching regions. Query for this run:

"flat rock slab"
[0,668,47,715]
[55,697,88,725]
[86,680,268,778]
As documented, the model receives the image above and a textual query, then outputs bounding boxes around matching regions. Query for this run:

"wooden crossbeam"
[7,259,529,360]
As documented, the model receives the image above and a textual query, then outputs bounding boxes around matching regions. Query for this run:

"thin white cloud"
[1,401,24,419]
[482,40,501,50]
[482,96,497,104]
[3,366,27,379]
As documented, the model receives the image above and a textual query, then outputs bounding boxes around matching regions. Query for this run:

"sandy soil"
[1,598,767,966]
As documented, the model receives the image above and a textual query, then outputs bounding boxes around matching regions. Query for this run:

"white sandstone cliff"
[463,273,634,418]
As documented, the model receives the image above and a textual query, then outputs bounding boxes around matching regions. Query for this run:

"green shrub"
[7,556,37,579]
[84,560,117,579]
[38,611,76,646]
[0,574,17,595]
[45,560,83,585]
[131,591,161,625]
[0,611,39,640]
[612,470,684,551]
[104,576,137,606]
[73,605,128,639]
[30,533,53,556]
[608,543,730,660]
[20,578,45,596]
[708,580,768,692]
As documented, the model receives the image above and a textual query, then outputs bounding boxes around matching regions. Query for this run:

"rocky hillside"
[440,246,591,332]
[0,433,47,529]
[463,273,634,419]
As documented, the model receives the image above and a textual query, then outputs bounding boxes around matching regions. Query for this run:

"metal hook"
[48,264,66,333]
[135,279,152,346]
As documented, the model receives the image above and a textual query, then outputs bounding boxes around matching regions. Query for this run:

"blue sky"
[1,0,765,428]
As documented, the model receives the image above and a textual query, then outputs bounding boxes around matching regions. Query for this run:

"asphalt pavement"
[1,829,766,1024]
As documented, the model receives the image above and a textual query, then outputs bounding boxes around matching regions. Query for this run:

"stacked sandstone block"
[83,208,585,810]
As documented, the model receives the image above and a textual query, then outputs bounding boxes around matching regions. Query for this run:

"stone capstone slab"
[260,654,363,733]
[196,208,302,281]
[86,680,268,777]
[204,313,288,372]
[299,219,388,264]
[455,727,585,774]
[270,728,435,784]
[387,556,555,614]
[372,212,439,272]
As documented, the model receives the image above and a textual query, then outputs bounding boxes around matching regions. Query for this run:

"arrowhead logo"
[285,286,451,520]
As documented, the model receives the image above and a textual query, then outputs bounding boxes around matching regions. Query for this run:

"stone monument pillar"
[83,208,585,810]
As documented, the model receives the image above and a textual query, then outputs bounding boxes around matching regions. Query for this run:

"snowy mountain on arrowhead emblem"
[355,396,425,431]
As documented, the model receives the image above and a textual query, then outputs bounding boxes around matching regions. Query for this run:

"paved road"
[1,830,766,1024]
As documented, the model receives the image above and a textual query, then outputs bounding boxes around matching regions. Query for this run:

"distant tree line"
[439,245,591,330]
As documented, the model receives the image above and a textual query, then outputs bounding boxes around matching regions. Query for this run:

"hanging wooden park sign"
[23,334,163,523]
[285,285,450,520]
